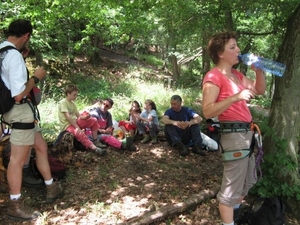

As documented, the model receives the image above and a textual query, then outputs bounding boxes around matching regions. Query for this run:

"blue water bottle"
[239,53,286,77]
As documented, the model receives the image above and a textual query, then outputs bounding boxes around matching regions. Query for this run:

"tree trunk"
[170,54,180,81]
[264,3,300,219]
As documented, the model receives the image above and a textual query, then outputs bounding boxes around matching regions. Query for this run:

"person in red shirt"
[202,31,266,225]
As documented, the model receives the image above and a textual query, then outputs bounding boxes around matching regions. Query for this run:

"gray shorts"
[217,131,256,207]
[3,103,40,146]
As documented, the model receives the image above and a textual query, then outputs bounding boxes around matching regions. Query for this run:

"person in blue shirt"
[161,95,205,157]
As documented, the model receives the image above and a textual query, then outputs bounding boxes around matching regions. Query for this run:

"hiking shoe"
[121,137,136,151]
[93,140,107,148]
[175,142,189,157]
[192,143,206,156]
[94,147,107,156]
[7,197,40,221]
[141,135,150,144]
[22,167,43,187]
[151,136,158,144]
[46,180,64,203]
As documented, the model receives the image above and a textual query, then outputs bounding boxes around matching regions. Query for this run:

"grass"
[38,65,203,142]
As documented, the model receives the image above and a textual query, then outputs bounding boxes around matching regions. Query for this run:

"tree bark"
[123,188,219,225]
[170,54,180,81]
[264,3,300,219]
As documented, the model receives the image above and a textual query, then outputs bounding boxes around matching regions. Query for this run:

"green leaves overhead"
[0,0,299,60]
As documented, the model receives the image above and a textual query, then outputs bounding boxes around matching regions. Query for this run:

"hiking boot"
[93,140,107,148]
[192,143,206,156]
[7,197,40,221]
[151,136,158,144]
[46,180,64,203]
[22,167,43,187]
[121,137,136,151]
[175,142,189,157]
[141,135,150,144]
[94,147,107,156]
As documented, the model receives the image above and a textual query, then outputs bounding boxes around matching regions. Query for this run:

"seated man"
[161,95,205,157]
[88,98,136,151]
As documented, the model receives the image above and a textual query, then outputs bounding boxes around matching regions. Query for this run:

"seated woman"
[118,100,142,137]
[135,99,159,144]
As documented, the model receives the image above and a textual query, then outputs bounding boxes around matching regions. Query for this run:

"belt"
[15,97,32,105]
[220,122,251,133]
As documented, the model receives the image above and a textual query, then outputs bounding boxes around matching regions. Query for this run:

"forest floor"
[0,49,299,225]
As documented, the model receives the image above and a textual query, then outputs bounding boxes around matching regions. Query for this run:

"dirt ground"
[0,132,299,225]
[0,49,299,224]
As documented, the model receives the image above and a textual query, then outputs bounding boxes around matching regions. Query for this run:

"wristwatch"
[31,76,39,84]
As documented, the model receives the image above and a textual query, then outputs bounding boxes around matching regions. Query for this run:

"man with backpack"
[0,19,63,221]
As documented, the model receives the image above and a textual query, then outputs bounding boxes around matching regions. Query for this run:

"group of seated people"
[57,84,207,158]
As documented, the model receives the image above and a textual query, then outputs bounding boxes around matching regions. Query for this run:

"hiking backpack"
[2,143,67,180]
[0,46,17,115]
[250,197,286,225]
[237,197,286,225]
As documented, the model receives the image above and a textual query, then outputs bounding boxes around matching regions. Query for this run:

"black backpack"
[250,197,285,225]
[237,197,286,225]
[0,46,17,114]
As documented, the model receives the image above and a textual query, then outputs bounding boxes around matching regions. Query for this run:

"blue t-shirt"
[164,106,196,121]
[164,106,197,134]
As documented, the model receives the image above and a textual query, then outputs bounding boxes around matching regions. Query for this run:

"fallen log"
[123,187,220,225]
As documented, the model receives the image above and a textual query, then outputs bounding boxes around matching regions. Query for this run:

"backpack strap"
[0,45,17,54]
[1,45,36,131]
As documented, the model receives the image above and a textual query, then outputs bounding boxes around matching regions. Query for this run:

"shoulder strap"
[0,45,17,53]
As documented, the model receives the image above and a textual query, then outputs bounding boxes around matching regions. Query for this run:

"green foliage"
[250,138,300,200]
[38,62,203,142]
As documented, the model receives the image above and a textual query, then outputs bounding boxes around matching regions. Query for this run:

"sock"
[222,222,234,225]
[45,178,54,185]
[23,164,29,169]
[234,203,241,209]
[10,194,21,200]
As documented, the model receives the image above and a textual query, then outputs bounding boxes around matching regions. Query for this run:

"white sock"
[44,178,54,185]
[234,203,240,209]
[223,222,234,225]
[10,194,21,200]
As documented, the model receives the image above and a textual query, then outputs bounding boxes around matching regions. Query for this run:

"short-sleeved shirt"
[140,109,159,126]
[89,107,113,129]
[164,106,196,121]
[58,98,79,131]
[0,41,27,97]
[203,67,252,122]
[164,106,197,135]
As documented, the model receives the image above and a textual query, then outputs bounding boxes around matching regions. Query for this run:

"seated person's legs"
[164,125,188,156]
